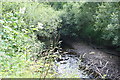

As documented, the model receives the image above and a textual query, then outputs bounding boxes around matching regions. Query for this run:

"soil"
[62,37,120,80]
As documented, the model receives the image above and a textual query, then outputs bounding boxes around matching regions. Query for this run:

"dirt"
[62,37,120,80]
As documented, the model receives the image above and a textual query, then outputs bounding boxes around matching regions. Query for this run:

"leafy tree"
[60,2,120,50]
[94,3,120,47]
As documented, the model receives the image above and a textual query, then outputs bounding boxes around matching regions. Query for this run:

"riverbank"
[62,37,120,80]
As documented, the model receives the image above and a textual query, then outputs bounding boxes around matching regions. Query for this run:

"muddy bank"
[62,37,120,80]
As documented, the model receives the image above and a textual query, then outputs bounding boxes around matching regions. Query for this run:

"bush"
[60,2,120,50]
[0,2,60,78]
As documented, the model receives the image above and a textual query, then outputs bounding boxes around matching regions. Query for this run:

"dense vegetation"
[57,2,120,50]
[0,1,120,78]
[0,2,61,78]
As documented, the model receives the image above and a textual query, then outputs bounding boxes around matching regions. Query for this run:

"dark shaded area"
[61,35,120,57]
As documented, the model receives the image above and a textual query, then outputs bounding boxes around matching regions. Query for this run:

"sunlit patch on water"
[54,54,89,78]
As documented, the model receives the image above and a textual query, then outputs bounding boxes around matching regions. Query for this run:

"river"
[54,42,89,78]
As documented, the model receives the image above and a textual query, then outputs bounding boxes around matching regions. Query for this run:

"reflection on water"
[54,53,88,78]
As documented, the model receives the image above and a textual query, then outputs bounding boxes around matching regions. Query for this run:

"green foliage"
[60,3,97,37]
[1,2,120,78]
[48,2,67,10]
[22,3,62,48]
[0,2,60,78]
[94,3,120,46]
[23,3,61,36]
[0,2,2,17]
[60,2,120,50]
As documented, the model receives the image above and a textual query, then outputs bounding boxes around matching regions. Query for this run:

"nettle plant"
[0,2,61,78]
[0,4,46,77]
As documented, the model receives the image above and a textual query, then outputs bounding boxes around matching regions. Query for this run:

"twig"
[82,53,87,58]
[101,61,109,72]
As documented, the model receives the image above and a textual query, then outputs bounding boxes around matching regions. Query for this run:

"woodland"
[0,1,120,79]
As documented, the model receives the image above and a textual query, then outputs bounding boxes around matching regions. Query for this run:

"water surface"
[54,53,88,78]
